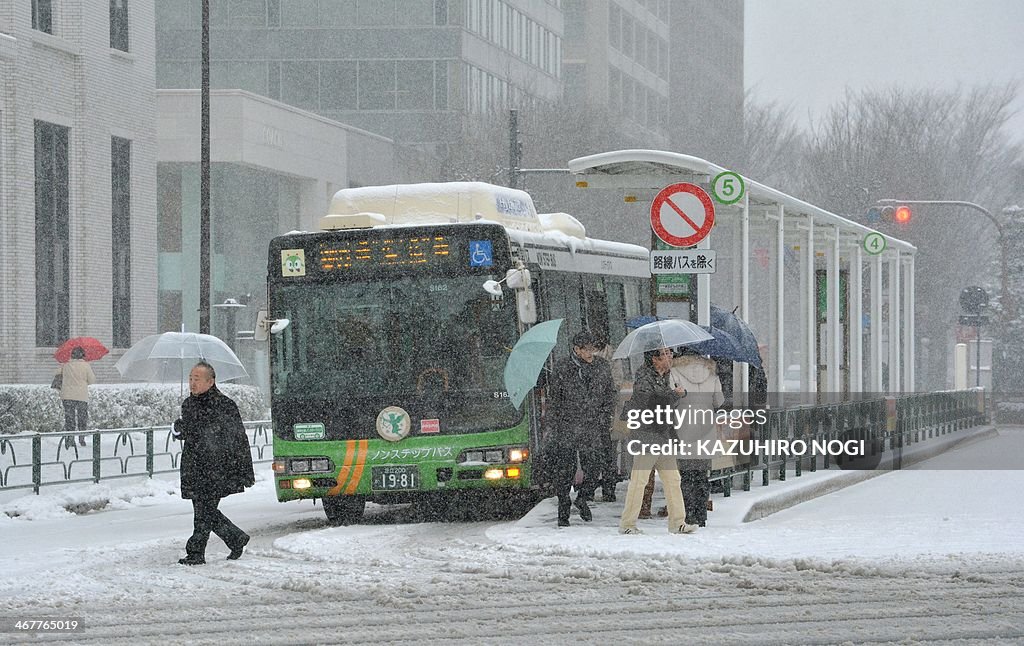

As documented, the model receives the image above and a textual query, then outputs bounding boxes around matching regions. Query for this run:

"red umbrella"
[54,337,109,363]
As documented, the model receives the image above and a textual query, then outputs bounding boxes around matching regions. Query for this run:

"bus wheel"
[322,496,366,525]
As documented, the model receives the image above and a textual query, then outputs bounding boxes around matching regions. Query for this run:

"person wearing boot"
[175,361,255,564]
[670,348,724,528]
[618,348,694,535]
[544,330,616,527]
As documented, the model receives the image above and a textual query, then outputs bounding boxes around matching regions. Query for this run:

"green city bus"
[261,182,650,523]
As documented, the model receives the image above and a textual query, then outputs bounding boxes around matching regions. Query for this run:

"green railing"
[0,421,273,494]
[1,390,988,498]
[709,390,987,496]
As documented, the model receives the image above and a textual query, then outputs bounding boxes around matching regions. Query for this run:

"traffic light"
[893,205,912,225]
[865,205,912,228]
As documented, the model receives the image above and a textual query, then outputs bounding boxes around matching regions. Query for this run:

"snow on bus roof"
[326,181,543,233]
[509,225,649,258]
[320,182,647,257]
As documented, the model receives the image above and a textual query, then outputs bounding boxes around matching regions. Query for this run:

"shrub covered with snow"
[0,383,268,435]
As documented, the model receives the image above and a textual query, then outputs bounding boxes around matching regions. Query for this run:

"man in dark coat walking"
[544,331,616,527]
[175,361,255,565]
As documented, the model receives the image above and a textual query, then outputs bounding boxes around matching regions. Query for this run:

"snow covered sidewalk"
[0,427,1022,644]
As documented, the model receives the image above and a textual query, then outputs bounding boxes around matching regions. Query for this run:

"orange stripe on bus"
[327,440,357,496]
[344,440,368,495]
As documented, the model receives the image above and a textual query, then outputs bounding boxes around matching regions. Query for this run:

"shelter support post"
[888,252,902,393]
[870,255,883,392]
[805,217,816,394]
[904,256,915,392]
[739,192,750,397]
[828,226,841,394]
[775,204,785,394]
[850,242,863,393]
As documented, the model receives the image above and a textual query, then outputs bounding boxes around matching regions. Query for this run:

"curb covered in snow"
[741,425,998,522]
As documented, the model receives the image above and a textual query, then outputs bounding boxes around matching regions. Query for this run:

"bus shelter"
[567,150,917,398]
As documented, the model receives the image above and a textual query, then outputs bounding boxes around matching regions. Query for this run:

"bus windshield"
[270,274,522,437]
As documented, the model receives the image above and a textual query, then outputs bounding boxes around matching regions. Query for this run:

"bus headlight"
[289,458,310,473]
[464,451,484,463]
[293,478,312,489]
[508,448,528,463]
[484,450,504,463]
[483,468,504,480]
[310,458,331,472]
[272,461,286,473]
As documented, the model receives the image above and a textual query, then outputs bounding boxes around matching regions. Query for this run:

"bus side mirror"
[517,288,537,324]
[254,310,290,341]
[254,310,270,341]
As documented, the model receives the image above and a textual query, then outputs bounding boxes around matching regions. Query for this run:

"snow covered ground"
[1,429,1023,644]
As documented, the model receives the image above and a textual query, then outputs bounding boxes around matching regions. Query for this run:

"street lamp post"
[876,199,1013,320]
[213,298,247,353]
[877,198,1013,393]
[199,0,211,334]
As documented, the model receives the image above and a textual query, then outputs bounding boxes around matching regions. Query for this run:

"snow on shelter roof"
[568,149,916,254]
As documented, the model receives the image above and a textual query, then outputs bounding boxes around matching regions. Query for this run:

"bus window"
[605,280,627,345]
[585,287,610,346]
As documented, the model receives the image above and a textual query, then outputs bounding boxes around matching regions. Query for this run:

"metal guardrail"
[1,390,988,497]
[709,390,987,496]
[0,420,273,494]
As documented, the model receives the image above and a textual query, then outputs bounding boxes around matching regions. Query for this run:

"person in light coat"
[670,348,725,528]
[55,347,96,448]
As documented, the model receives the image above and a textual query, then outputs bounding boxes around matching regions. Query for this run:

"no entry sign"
[650,183,715,247]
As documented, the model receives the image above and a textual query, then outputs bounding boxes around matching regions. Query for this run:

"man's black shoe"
[178,555,205,566]
[557,517,570,527]
[575,499,592,522]
[602,491,616,503]
[227,534,250,560]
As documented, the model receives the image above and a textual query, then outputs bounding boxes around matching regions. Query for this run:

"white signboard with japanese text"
[650,249,717,274]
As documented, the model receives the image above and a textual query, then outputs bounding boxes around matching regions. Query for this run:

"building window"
[111,137,132,347]
[358,60,396,110]
[34,121,70,347]
[434,60,448,109]
[32,0,53,34]
[110,0,129,51]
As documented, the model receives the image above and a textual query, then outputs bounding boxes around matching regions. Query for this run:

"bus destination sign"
[319,235,451,271]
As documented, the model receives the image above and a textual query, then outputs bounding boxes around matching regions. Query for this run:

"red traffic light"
[893,205,912,224]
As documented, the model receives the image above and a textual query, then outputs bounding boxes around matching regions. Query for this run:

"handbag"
[51,372,63,390]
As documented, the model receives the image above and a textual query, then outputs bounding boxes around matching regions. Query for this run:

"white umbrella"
[115,332,248,388]
[612,319,714,360]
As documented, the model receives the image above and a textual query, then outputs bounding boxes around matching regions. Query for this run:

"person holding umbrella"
[175,361,254,565]
[618,348,695,535]
[53,339,104,448]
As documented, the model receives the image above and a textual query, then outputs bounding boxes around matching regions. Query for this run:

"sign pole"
[976,323,982,388]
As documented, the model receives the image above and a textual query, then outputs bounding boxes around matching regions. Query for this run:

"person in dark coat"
[544,330,616,527]
[175,361,255,565]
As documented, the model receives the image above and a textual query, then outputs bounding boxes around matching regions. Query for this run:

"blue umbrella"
[688,325,762,365]
[504,319,564,410]
[710,305,763,368]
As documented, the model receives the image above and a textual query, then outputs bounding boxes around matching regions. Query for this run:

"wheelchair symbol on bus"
[469,240,493,267]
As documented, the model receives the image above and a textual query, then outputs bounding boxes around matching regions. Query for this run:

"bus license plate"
[371,465,420,491]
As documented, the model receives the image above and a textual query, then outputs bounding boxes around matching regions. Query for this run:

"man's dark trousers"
[186,497,247,557]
